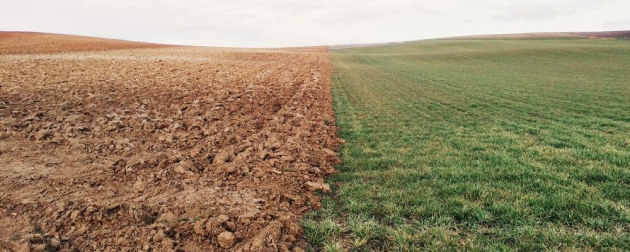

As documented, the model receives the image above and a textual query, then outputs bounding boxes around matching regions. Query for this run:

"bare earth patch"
[0,32,168,55]
[0,33,339,251]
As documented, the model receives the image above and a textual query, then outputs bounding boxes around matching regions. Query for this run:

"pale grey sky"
[1,0,629,47]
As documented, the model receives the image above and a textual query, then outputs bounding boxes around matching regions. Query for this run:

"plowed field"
[0,33,339,251]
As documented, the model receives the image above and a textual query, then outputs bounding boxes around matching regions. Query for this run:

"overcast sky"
[1,0,629,47]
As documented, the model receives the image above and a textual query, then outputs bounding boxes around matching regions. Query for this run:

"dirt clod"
[217,231,236,248]
[133,180,146,192]
[305,182,332,193]
[16,243,30,252]
[152,230,165,243]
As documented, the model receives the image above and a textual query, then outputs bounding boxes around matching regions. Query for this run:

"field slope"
[304,39,630,250]
[0,32,167,54]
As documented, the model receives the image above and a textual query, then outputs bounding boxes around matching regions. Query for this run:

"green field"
[303,39,630,251]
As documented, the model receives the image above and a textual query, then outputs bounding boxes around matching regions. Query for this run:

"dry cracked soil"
[0,32,340,252]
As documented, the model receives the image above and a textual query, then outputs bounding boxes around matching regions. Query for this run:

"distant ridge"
[0,32,168,55]
[328,42,395,50]
[447,30,630,40]
[329,30,630,50]
[574,30,630,39]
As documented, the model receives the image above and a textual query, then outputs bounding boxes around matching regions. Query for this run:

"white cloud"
[1,0,629,47]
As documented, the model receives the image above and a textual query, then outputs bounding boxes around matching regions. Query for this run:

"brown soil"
[0,32,168,55]
[0,33,340,251]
